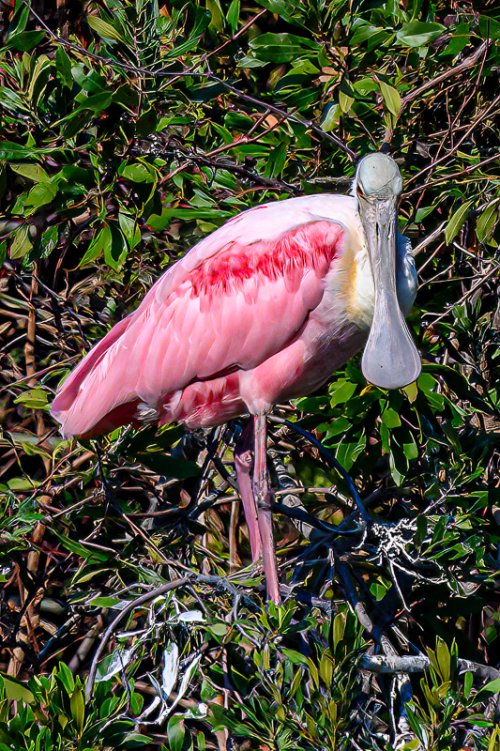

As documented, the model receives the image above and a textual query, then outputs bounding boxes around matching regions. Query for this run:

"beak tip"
[361,357,422,390]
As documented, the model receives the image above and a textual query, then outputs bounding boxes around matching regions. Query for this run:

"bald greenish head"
[355,153,421,390]
[356,152,403,199]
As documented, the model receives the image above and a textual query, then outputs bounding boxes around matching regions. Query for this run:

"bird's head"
[355,153,421,390]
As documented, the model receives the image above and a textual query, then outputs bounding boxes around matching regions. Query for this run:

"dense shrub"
[0,0,498,748]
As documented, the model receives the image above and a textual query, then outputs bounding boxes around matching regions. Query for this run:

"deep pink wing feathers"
[52,197,348,437]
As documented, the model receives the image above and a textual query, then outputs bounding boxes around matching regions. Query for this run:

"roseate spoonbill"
[51,152,420,603]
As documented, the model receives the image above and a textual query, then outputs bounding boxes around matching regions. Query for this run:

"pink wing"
[52,202,346,438]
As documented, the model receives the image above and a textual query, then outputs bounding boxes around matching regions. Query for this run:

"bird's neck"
[350,245,376,331]
[349,231,417,328]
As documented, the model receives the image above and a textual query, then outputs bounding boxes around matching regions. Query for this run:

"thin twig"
[85,577,190,700]
[268,415,370,523]
[208,72,357,159]
[401,42,489,113]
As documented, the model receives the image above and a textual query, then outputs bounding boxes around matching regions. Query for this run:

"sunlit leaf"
[396,21,445,47]
[87,15,125,42]
[445,199,474,244]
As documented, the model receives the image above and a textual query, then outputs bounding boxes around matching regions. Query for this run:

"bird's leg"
[253,414,280,604]
[234,422,261,563]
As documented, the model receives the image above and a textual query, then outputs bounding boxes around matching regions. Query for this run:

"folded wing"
[52,208,345,438]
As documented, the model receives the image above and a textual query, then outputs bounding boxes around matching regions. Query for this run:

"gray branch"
[361,654,500,682]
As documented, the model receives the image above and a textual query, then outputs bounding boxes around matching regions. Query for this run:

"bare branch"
[361,654,500,682]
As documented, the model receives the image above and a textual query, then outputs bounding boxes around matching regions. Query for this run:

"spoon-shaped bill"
[361,290,421,389]
[360,198,421,390]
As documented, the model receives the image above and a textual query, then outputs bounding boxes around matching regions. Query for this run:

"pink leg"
[253,414,280,604]
[234,422,261,563]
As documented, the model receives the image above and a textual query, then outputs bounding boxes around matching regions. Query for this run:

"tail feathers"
[51,313,137,438]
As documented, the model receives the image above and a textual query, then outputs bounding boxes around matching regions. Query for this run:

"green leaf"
[476,202,498,244]
[356,26,394,50]
[476,677,500,700]
[206,0,225,31]
[435,637,452,682]
[370,579,391,601]
[440,22,470,57]
[281,648,309,666]
[62,111,93,139]
[381,406,401,429]
[57,662,75,694]
[88,596,122,607]
[227,0,240,33]
[10,225,33,259]
[136,106,157,136]
[464,670,473,699]
[323,416,352,438]
[70,687,85,734]
[61,165,93,186]
[0,141,35,159]
[56,46,73,88]
[321,103,341,132]
[0,85,29,115]
[78,91,113,114]
[0,675,34,704]
[399,740,421,751]
[121,163,156,183]
[14,388,49,410]
[103,224,127,270]
[247,33,319,64]
[267,143,287,178]
[7,476,41,490]
[338,89,354,114]
[330,379,357,407]
[87,15,124,43]
[10,163,49,182]
[4,30,45,51]
[118,212,141,249]
[167,715,185,751]
[415,205,437,222]
[208,623,228,637]
[24,180,58,209]
[40,225,59,258]
[332,612,346,652]
[79,225,112,266]
[396,21,445,48]
[402,433,418,461]
[5,2,29,37]
[27,54,51,106]
[445,199,474,244]
[138,452,201,479]
[403,381,418,403]
[51,530,109,562]
[479,15,500,41]
[336,435,366,471]
[379,80,401,117]
[389,447,406,486]
[130,691,145,715]
[122,733,153,745]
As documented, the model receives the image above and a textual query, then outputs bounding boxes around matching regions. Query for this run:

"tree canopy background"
[0,0,498,749]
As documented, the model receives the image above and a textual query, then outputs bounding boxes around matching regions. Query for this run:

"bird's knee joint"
[255,493,272,512]
[235,450,253,471]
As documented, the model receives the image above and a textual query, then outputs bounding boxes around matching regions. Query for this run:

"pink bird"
[52,153,420,603]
